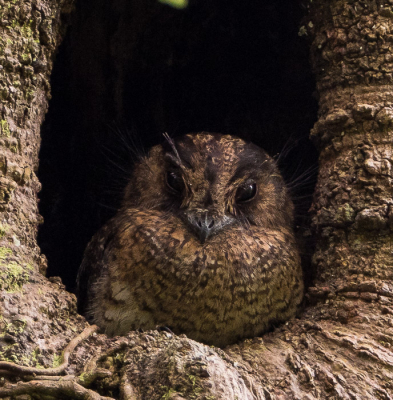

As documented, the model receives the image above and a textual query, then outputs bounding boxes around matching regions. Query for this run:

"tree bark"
[1,0,393,399]
[0,0,86,373]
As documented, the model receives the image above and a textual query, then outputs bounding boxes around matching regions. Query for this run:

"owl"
[77,132,303,347]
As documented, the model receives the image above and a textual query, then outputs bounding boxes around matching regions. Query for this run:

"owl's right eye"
[235,182,257,203]
[166,171,185,194]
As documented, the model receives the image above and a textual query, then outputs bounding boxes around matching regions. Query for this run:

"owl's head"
[123,132,294,243]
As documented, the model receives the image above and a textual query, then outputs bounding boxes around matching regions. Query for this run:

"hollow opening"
[37,0,318,292]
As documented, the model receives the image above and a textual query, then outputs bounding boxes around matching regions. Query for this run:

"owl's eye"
[166,171,185,194]
[235,182,257,203]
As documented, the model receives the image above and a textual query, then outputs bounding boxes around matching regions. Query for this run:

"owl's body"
[78,133,303,347]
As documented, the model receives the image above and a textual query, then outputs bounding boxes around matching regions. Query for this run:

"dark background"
[37,0,318,291]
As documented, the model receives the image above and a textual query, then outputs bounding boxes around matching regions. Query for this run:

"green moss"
[9,354,19,362]
[52,354,62,368]
[4,16,36,39]
[0,120,10,137]
[187,375,203,398]
[336,203,355,224]
[161,387,176,399]
[25,89,35,101]
[188,374,197,386]
[21,52,31,63]
[0,315,11,334]
[0,224,8,238]
[78,372,88,384]
[18,352,44,368]
[31,348,39,364]
[8,140,19,153]
[114,352,124,363]
[8,318,26,335]
[21,19,34,38]
[0,261,27,292]
[0,248,30,292]
[0,343,18,362]
[0,316,26,337]
[0,247,12,260]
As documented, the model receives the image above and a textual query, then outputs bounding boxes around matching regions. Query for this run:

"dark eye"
[235,182,257,203]
[166,171,185,193]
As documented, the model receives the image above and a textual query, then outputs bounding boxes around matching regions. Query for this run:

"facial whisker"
[163,132,187,171]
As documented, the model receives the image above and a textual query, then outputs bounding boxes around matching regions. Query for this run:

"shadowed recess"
[37,0,318,291]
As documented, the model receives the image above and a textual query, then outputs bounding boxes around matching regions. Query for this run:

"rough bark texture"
[309,0,393,285]
[1,0,393,399]
[0,0,87,372]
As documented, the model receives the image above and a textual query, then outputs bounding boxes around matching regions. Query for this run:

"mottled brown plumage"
[77,132,303,347]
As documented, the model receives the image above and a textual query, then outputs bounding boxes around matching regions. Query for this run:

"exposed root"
[78,368,113,387]
[74,338,129,390]
[120,368,138,400]
[0,324,99,376]
[24,375,76,381]
[0,379,115,400]
[83,339,128,374]
[0,325,105,399]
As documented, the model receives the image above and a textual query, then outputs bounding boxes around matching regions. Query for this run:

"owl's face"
[123,132,294,243]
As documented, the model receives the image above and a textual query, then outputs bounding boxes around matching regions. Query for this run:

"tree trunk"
[0,0,86,368]
[1,0,393,399]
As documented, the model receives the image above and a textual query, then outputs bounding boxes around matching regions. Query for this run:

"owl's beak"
[195,216,215,244]
[185,211,232,244]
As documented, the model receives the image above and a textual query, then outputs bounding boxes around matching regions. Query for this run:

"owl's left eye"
[235,182,257,203]
[166,171,185,194]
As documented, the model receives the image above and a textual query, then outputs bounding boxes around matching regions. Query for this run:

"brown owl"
[77,132,303,347]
